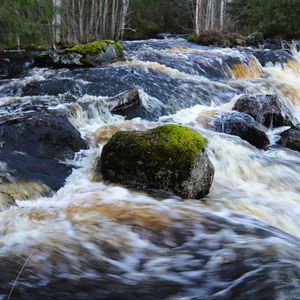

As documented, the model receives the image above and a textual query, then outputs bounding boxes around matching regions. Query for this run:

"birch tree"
[60,0,130,44]
[195,0,231,33]
[52,0,62,44]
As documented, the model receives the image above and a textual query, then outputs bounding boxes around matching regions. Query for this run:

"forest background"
[0,0,299,49]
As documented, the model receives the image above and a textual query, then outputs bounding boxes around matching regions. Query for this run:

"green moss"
[104,124,205,180]
[65,40,123,55]
[116,42,124,52]
[187,34,198,43]
[149,124,205,158]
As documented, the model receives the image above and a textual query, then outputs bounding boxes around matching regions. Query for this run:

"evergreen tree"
[126,0,193,39]
[0,0,55,48]
[229,0,300,37]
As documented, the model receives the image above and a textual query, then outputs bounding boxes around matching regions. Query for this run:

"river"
[0,38,300,299]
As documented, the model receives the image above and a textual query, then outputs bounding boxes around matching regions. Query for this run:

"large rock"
[279,126,300,152]
[98,124,214,199]
[212,112,270,149]
[0,111,87,205]
[34,52,83,69]
[233,94,295,127]
[34,40,125,69]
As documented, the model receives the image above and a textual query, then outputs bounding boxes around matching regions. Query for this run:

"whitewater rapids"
[1,38,300,299]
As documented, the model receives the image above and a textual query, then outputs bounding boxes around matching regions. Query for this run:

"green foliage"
[229,0,300,37]
[126,0,193,39]
[0,0,55,48]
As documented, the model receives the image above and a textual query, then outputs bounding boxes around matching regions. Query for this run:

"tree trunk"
[220,0,224,30]
[102,0,109,38]
[119,0,129,39]
[78,0,85,42]
[53,0,62,45]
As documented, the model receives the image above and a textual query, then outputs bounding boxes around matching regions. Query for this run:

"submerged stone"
[98,124,214,199]
[212,112,270,149]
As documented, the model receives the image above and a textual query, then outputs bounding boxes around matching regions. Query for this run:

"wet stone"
[248,49,293,67]
[233,94,295,127]
[279,126,300,152]
[0,111,87,203]
[212,112,270,149]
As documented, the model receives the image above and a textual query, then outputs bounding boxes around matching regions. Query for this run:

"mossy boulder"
[65,40,123,55]
[34,40,125,69]
[65,40,124,67]
[98,124,214,199]
[212,112,270,149]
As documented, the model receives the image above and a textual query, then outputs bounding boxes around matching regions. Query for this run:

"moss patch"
[65,40,123,55]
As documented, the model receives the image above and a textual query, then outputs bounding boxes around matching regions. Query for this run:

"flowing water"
[1,38,300,299]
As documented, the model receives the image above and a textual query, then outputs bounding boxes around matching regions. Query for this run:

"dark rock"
[98,124,214,199]
[0,112,86,160]
[279,126,300,152]
[249,49,293,67]
[22,78,80,97]
[34,52,83,68]
[0,111,87,197]
[233,94,295,127]
[294,40,300,52]
[0,51,35,79]
[212,112,270,149]
[260,38,291,51]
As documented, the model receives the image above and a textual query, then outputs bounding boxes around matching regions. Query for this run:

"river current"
[1,38,300,299]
